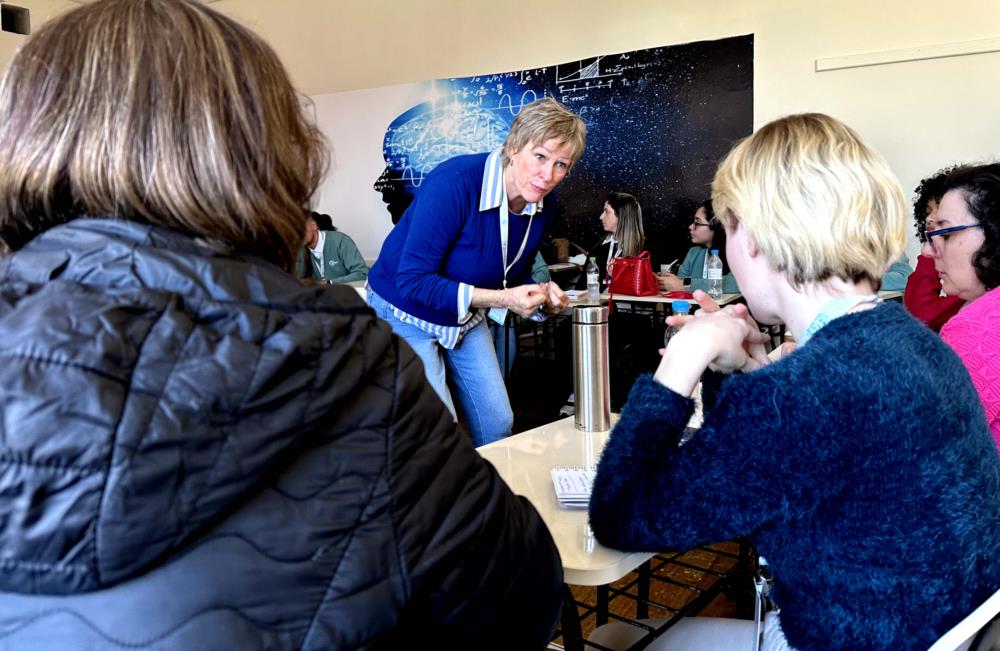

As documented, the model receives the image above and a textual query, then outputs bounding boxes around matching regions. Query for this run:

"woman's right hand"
[657,273,684,292]
[655,291,769,395]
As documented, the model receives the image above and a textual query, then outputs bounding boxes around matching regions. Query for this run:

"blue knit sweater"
[590,302,1000,650]
[368,152,554,326]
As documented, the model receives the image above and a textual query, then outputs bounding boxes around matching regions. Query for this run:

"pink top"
[941,285,1000,451]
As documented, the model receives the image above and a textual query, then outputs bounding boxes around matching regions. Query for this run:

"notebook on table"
[550,467,596,509]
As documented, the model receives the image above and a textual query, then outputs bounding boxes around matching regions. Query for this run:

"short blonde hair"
[712,113,907,286]
[0,0,327,270]
[501,98,586,168]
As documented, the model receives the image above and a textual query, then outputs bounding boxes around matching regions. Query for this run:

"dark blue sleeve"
[589,373,785,552]
[394,165,473,316]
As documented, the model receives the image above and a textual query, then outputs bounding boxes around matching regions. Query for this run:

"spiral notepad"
[550,467,596,509]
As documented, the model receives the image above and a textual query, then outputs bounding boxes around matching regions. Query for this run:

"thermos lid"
[573,305,608,325]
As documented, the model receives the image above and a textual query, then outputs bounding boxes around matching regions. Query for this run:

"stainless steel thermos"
[572,305,611,432]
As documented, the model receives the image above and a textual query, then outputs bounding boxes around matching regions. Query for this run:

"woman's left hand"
[542,282,569,314]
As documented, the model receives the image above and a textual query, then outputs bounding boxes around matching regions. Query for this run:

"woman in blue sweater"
[368,98,585,446]
[590,114,1000,650]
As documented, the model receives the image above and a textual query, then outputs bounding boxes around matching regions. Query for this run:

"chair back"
[927,586,1000,651]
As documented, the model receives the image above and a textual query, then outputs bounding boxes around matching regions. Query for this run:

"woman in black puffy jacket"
[0,1,563,649]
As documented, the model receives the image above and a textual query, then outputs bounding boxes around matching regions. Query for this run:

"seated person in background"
[905,167,966,330]
[575,191,645,290]
[0,1,564,648]
[296,210,369,283]
[929,164,1000,451]
[590,114,1000,650]
[658,200,739,294]
[879,255,911,291]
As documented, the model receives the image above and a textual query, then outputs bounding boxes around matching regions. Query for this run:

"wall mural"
[372,35,753,265]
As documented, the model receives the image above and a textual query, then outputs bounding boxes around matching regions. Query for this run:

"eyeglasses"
[925,223,982,254]
[691,221,712,229]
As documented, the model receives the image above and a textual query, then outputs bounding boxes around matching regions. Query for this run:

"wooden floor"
[555,541,755,648]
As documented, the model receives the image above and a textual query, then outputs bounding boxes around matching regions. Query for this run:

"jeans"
[488,320,516,376]
[369,293,513,446]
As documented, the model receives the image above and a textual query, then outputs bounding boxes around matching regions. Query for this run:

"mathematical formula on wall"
[374,35,752,258]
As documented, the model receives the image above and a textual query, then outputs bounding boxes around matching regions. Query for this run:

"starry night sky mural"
[373,35,753,265]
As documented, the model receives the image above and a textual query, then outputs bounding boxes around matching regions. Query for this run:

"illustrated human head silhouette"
[373,100,511,223]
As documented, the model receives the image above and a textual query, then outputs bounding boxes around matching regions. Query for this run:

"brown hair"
[501,98,586,168]
[606,191,645,257]
[0,0,328,270]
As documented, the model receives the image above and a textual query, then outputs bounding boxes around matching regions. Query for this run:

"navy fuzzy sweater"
[590,302,1000,650]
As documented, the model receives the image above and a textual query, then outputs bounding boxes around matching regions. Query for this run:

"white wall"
[308,83,432,262]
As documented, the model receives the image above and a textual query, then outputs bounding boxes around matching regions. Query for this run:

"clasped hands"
[654,290,771,396]
[506,281,568,318]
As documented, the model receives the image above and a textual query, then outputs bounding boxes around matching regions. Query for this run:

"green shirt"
[297,230,369,284]
[677,246,739,294]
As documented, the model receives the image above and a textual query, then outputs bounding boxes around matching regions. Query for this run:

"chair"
[928,586,1000,651]
[552,237,588,264]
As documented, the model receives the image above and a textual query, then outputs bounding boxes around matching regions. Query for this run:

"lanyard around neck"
[499,177,533,289]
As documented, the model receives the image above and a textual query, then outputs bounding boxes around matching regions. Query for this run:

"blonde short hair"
[712,113,907,286]
[501,98,586,168]
[0,0,327,270]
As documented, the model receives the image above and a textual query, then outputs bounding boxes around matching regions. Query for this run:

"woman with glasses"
[903,168,967,331]
[926,163,1000,450]
[575,191,645,291]
[589,114,1000,650]
[658,200,739,294]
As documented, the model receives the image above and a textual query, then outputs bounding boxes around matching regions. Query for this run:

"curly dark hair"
[940,163,1000,290]
[912,166,969,242]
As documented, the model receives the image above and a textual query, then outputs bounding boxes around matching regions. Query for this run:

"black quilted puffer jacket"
[0,219,563,650]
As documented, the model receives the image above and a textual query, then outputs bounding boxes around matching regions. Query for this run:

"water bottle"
[585,256,600,303]
[707,249,724,300]
[663,300,691,347]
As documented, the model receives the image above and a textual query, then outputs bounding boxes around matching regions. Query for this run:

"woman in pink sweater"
[926,164,1000,450]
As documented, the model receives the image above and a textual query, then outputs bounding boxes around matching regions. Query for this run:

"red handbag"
[608,251,660,297]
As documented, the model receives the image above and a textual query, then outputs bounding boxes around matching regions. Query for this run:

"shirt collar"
[309,229,326,256]
[478,148,543,216]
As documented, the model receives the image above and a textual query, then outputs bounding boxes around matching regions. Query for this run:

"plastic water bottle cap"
[710,249,719,255]
[673,300,691,313]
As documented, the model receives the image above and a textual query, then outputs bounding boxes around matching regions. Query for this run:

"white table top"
[477,416,652,586]
[610,292,743,307]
